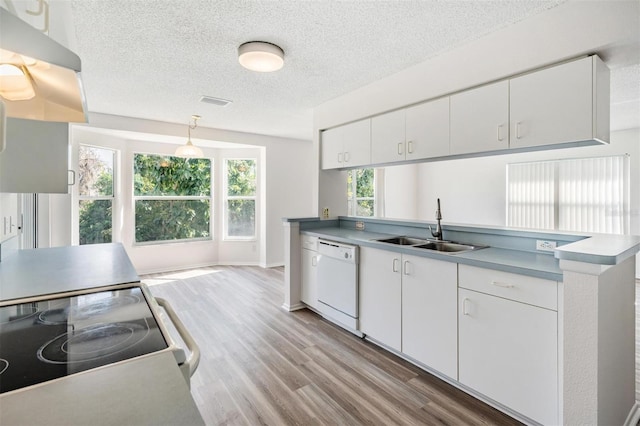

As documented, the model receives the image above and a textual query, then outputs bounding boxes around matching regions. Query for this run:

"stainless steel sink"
[375,236,430,246]
[413,241,487,253]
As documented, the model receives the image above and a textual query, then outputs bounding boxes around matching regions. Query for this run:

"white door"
[342,119,372,168]
[301,248,318,308]
[321,126,344,170]
[450,80,509,155]
[459,288,558,425]
[405,97,450,160]
[510,56,593,149]
[371,109,406,164]
[359,247,401,351]
[402,255,457,379]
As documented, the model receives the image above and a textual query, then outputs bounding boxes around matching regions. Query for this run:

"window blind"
[507,155,629,234]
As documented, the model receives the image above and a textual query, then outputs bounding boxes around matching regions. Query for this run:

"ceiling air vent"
[200,95,232,107]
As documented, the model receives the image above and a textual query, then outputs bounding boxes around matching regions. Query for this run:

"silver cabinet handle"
[497,124,504,141]
[407,140,413,154]
[311,255,317,267]
[492,281,515,288]
[337,152,343,163]
[403,260,410,275]
[397,142,404,156]
[155,297,201,379]
[516,122,522,139]
[344,151,350,162]
[392,258,400,273]
[68,170,76,186]
[463,298,470,316]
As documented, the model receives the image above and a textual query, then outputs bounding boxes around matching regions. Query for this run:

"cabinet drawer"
[458,265,557,310]
[301,235,318,251]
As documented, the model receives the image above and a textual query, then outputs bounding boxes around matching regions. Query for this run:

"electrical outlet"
[536,240,557,252]
[322,208,329,219]
[355,221,365,230]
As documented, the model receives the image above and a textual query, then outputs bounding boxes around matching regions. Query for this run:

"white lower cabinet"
[300,236,319,309]
[458,265,558,425]
[359,247,402,351]
[401,255,457,379]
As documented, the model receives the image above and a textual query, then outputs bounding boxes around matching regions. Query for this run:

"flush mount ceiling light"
[175,115,204,158]
[238,41,284,72]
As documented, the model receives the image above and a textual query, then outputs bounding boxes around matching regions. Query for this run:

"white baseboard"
[282,302,305,312]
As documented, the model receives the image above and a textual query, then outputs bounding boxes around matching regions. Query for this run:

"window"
[133,154,212,243]
[347,168,376,217]
[224,159,256,239]
[78,145,115,245]
[507,155,630,234]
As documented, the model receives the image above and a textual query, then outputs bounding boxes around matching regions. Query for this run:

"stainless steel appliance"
[317,239,359,333]
[0,283,199,394]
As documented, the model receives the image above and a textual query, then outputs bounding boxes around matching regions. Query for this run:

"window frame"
[347,168,377,217]
[223,158,257,241]
[77,144,117,245]
[132,152,213,246]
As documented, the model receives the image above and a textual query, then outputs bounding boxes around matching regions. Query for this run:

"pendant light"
[0,63,36,101]
[238,41,284,72]
[175,115,204,158]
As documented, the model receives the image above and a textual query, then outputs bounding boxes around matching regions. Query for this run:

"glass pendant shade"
[175,139,203,158]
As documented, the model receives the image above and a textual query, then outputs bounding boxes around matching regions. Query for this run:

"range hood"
[0,7,87,124]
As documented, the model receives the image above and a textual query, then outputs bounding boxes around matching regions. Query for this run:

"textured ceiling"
[67,0,638,142]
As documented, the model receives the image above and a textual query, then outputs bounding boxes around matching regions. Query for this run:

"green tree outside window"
[133,154,212,243]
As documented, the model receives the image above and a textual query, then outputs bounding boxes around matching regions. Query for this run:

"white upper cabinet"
[321,55,608,168]
[510,55,609,149]
[321,119,371,170]
[371,109,405,164]
[0,118,70,193]
[371,98,450,164]
[450,80,509,155]
[405,97,450,160]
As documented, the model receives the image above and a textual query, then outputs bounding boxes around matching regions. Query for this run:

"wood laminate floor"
[143,266,523,426]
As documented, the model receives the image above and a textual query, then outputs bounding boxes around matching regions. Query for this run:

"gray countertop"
[302,227,563,281]
[0,351,204,426]
[0,243,139,302]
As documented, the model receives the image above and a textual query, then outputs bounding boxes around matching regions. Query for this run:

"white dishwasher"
[317,239,359,333]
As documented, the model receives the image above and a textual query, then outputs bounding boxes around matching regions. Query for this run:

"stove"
[0,285,180,394]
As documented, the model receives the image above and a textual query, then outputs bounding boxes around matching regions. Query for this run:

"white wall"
[414,129,640,227]
[66,114,314,273]
[314,1,639,218]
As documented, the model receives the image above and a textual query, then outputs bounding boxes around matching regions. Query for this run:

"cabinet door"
[405,98,450,160]
[0,118,70,193]
[321,126,344,170]
[402,255,457,379]
[359,247,401,351]
[371,109,405,164]
[342,119,371,168]
[0,193,19,243]
[301,248,318,308]
[510,56,594,149]
[459,288,558,425]
[450,80,509,155]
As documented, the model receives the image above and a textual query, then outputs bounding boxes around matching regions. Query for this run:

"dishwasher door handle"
[155,297,201,378]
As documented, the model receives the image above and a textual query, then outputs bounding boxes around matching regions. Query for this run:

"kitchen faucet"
[429,198,443,241]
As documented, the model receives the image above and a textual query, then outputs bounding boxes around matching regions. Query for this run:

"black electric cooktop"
[0,286,168,394]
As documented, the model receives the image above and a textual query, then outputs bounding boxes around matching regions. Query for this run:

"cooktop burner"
[0,287,168,394]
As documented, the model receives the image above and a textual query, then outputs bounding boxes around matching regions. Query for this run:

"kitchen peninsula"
[283,216,640,425]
